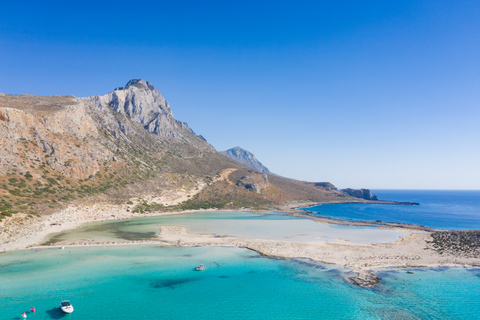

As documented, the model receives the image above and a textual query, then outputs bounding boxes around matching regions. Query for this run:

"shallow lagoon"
[1,245,479,320]
[42,211,407,245]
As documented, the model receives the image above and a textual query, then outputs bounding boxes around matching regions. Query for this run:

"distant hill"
[221,147,271,174]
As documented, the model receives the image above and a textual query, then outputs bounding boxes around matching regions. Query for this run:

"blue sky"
[1,0,479,189]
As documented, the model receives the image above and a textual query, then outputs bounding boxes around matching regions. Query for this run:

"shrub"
[8,189,22,196]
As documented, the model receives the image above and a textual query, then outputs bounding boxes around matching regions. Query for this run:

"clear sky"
[1,0,479,189]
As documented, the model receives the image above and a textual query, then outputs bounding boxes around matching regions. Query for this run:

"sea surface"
[302,190,480,230]
[42,211,406,245]
[1,245,480,320]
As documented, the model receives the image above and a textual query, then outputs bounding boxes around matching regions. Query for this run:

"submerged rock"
[349,271,381,288]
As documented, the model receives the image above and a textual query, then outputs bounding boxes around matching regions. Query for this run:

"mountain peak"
[115,79,155,91]
[88,79,206,142]
[221,147,271,174]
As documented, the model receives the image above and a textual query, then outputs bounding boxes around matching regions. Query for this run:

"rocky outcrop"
[341,188,378,201]
[307,182,337,191]
[236,173,269,193]
[221,147,270,173]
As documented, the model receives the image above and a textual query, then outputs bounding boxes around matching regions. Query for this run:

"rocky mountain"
[221,147,271,174]
[89,79,203,142]
[0,79,347,221]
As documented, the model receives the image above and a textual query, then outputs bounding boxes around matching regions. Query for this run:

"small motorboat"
[60,246,65,250]
[195,264,206,271]
[60,300,74,314]
[406,270,415,274]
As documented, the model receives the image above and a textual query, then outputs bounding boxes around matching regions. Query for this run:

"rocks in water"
[349,271,381,288]
[221,147,271,174]
[341,188,378,201]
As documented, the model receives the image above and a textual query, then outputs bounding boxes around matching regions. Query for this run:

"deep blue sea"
[302,190,480,230]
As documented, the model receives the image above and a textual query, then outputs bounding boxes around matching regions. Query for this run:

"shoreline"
[0,203,237,251]
[1,200,479,288]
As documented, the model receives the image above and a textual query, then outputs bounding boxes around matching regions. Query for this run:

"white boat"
[60,246,65,250]
[60,300,74,313]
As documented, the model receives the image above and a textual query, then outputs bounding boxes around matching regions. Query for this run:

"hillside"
[0,79,349,224]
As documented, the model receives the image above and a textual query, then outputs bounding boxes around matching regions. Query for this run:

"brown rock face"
[0,95,113,180]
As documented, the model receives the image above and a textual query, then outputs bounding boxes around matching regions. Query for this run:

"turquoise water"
[42,211,406,245]
[302,190,480,229]
[4,192,480,319]
[1,246,479,319]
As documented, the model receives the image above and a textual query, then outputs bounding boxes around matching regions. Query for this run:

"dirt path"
[216,168,237,185]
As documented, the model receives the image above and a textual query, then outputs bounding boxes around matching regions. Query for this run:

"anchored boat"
[60,300,74,314]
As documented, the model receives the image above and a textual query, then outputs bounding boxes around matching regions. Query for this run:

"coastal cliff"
[341,188,378,201]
